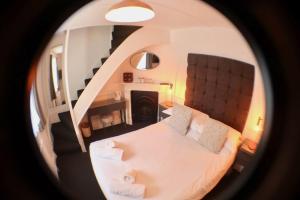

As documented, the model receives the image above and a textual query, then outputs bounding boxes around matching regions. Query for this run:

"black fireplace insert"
[131,90,158,124]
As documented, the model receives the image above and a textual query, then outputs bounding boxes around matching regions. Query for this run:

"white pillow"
[197,118,229,153]
[165,104,192,135]
[190,113,209,131]
[186,116,209,141]
[186,129,202,141]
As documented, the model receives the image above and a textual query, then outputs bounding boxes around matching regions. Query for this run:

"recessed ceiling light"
[105,0,155,23]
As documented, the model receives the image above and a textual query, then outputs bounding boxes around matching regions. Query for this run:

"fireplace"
[131,90,158,124]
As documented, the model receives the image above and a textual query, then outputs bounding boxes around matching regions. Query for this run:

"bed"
[90,54,254,199]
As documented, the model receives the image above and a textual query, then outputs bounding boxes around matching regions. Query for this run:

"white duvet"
[90,121,240,200]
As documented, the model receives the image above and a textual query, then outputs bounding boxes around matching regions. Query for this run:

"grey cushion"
[197,118,229,153]
[166,104,192,135]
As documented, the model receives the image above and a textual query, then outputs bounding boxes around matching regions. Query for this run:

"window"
[30,83,45,136]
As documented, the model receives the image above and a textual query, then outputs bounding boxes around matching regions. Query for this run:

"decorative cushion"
[197,118,229,153]
[186,113,209,141]
[190,113,209,131]
[166,104,192,135]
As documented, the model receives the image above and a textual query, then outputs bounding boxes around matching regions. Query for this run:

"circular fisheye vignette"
[25,0,273,199]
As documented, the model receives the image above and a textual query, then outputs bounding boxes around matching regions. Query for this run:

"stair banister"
[63,29,87,152]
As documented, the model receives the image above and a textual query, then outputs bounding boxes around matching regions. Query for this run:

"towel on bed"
[122,169,136,184]
[95,147,123,161]
[104,139,118,148]
[109,180,145,199]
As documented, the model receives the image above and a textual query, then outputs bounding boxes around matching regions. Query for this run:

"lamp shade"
[105,0,155,23]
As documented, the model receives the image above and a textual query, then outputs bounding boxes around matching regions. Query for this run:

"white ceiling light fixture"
[105,0,155,23]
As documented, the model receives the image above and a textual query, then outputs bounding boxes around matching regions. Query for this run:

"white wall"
[35,37,65,176]
[95,44,179,101]
[170,27,265,140]
[67,26,112,100]
[35,123,58,177]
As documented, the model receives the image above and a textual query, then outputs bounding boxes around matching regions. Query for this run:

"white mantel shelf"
[122,82,169,125]
[122,82,162,91]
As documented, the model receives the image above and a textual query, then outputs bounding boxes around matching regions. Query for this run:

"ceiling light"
[105,0,155,23]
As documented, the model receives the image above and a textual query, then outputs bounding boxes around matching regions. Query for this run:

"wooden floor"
[56,122,240,200]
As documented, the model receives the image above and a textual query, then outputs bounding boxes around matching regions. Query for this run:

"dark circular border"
[0,0,299,199]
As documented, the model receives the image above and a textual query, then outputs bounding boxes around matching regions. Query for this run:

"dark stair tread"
[85,78,91,86]
[77,89,84,98]
[109,48,116,55]
[58,111,74,131]
[54,140,81,156]
[51,122,78,142]
[71,100,77,108]
[113,25,142,32]
[101,57,108,64]
[93,67,100,75]
[112,26,141,38]
[112,38,125,49]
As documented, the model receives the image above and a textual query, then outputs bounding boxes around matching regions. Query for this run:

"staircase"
[71,25,141,108]
[52,26,141,156]
[51,111,81,156]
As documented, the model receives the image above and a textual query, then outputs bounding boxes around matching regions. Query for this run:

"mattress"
[90,121,239,200]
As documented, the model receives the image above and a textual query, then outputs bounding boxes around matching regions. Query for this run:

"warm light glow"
[253,125,262,132]
[174,81,186,102]
[254,116,263,132]
[105,1,155,23]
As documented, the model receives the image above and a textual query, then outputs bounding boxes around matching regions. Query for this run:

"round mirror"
[130,51,159,70]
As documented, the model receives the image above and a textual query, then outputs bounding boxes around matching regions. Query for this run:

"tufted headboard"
[184,54,255,132]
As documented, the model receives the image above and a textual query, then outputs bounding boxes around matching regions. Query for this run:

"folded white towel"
[122,169,136,184]
[104,139,118,148]
[96,147,123,161]
[109,180,145,199]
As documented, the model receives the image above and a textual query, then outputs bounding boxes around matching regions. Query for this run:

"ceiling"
[58,0,234,32]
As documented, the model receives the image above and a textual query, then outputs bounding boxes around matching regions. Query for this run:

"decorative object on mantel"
[137,77,153,83]
[123,72,133,82]
[114,91,122,101]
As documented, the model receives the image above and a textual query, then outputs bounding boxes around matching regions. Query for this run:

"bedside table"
[158,101,173,121]
[233,139,257,173]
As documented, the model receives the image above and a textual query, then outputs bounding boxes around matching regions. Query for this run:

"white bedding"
[90,121,239,200]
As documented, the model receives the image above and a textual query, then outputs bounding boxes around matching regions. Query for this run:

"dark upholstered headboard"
[185,54,255,132]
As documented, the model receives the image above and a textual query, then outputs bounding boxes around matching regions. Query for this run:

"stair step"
[101,57,108,64]
[53,139,81,156]
[51,122,77,142]
[112,38,125,49]
[112,26,141,38]
[109,48,116,55]
[93,67,100,75]
[58,111,74,131]
[77,89,84,98]
[114,25,142,32]
[71,100,77,107]
[84,78,91,86]
[109,26,142,56]
[51,121,82,156]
